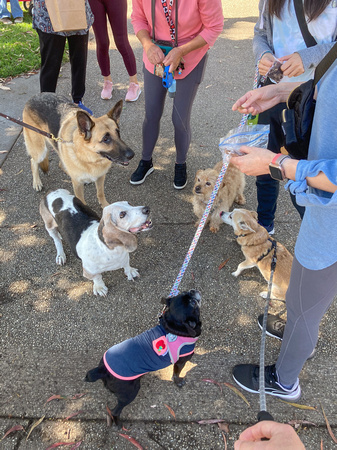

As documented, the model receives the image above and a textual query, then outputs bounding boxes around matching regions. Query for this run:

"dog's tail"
[39,156,49,173]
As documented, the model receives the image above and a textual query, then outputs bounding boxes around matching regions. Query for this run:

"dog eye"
[120,211,127,219]
[102,133,112,144]
[206,182,211,186]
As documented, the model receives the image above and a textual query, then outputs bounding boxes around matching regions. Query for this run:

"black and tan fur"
[23,93,134,207]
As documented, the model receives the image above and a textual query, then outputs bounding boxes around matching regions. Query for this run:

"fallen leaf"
[26,415,45,440]
[221,431,227,450]
[278,399,316,410]
[69,393,86,400]
[15,169,23,176]
[0,150,8,154]
[321,403,337,444]
[65,411,84,420]
[45,443,76,450]
[218,422,230,433]
[106,405,114,422]
[70,442,82,449]
[197,419,227,425]
[45,394,67,404]
[1,425,25,440]
[223,382,250,407]
[202,378,223,393]
[0,85,11,90]
[119,434,143,450]
[164,403,176,420]
[218,258,230,270]
[321,439,323,450]
[288,420,317,428]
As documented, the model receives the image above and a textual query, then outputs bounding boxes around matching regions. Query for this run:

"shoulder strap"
[151,0,178,46]
[314,42,337,85]
[293,0,317,48]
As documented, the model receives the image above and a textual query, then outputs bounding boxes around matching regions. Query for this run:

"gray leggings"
[142,55,207,164]
[276,256,337,386]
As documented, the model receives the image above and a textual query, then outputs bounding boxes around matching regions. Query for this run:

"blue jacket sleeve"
[285,159,337,207]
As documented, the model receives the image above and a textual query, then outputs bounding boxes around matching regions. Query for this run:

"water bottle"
[168,79,176,98]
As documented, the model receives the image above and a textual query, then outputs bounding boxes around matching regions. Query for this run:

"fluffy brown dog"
[192,161,246,232]
[23,93,134,208]
[221,209,293,299]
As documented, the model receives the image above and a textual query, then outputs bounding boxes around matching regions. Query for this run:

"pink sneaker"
[125,83,141,102]
[101,80,113,100]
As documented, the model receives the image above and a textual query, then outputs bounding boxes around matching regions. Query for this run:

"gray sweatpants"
[276,256,337,386]
[141,55,207,164]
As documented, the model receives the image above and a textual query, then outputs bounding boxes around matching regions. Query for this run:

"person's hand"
[232,84,285,116]
[234,421,305,449]
[163,47,184,73]
[230,146,274,176]
[145,42,166,65]
[258,52,275,76]
[279,53,304,77]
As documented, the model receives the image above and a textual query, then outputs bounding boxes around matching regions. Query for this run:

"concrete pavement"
[0,2,336,448]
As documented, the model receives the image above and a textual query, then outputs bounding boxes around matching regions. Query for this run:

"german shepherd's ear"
[107,100,123,125]
[77,111,95,141]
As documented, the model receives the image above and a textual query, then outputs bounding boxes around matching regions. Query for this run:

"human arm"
[234,421,305,450]
[253,0,275,66]
[230,147,337,194]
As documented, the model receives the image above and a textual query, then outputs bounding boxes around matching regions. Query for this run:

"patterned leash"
[169,61,265,298]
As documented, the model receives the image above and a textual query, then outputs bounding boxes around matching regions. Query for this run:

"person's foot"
[125,82,141,102]
[232,363,301,401]
[1,17,12,24]
[14,17,23,23]
[257,314,316,359]
[174,163,187,190]
[76,101,93,116]
[101,80,113,100]
[130,159,154,185]
[258,220,275,235]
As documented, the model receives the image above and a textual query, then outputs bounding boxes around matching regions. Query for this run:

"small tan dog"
[221,209,293,299]
[192,161,246,232]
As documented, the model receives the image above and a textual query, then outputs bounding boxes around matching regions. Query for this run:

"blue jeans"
[0,0,23,19]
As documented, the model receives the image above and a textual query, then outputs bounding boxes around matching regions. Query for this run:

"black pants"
[37,29,89,103]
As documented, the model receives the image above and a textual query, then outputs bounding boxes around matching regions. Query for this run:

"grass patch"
[0,7,68,80]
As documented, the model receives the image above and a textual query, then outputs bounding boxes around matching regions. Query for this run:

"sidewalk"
[0,2,336,449]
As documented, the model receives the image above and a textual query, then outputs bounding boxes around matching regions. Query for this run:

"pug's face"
[161,289,202,337]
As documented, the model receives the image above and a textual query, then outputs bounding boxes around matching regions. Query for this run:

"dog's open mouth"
[129,220,153,233]
[99,152,130,166]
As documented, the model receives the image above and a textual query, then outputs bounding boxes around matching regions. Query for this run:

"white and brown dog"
[40,189,152,296]
[192,161,246,233]
[221,209,293,299]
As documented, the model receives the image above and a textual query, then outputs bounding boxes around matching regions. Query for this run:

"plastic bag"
[219,124,270,159]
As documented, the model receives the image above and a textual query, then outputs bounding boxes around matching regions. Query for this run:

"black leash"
[0,112,63,143]
[258,239,277,423]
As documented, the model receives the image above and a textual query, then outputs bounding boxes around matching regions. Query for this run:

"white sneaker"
[125,83,141,102]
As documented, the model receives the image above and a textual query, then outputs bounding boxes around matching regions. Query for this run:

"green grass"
[0,5,68,79]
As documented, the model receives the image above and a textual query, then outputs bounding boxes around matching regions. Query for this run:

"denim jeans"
[0,0,23,19]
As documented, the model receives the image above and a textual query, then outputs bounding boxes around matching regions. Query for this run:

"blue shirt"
[103,325,197,380]
[285,60,337,270]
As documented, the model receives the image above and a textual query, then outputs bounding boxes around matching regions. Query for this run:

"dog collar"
[257,238,277,262]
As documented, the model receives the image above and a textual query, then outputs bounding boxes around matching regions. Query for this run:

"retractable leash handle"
[257,410,274,422]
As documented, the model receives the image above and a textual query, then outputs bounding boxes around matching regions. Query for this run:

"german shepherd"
[23,93,134,207]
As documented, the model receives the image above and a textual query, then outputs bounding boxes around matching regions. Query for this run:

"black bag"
[281,42,337,159]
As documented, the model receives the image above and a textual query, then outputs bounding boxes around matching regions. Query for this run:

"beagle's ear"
[100,214,137,251]
[249,210,258,221]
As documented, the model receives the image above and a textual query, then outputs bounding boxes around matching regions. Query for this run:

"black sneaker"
[257,314,316,359]
[232,364,301,401]
[258,314,285,340]
[174,163,187,189]
[130,159,154,185]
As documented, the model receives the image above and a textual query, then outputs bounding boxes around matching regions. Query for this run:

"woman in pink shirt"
[130,0,223,189]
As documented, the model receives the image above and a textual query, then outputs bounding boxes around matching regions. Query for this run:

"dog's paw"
[126,267,140,280]
[173,375,186,388]
[56,253,66,265]
[93,282,108,297]
[259,291,268,298]
[209,225,219,233]
[194,220,200,228]
[33,179,43,191]
[231,270,240,277]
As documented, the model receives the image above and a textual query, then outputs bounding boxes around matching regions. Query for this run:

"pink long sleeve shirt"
[131,0,224,79]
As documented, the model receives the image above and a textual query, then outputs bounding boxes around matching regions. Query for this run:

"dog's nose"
[142,206,150,215]
[195,186,201,193]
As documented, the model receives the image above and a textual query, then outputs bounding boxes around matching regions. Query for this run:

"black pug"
[85,289,201,427]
